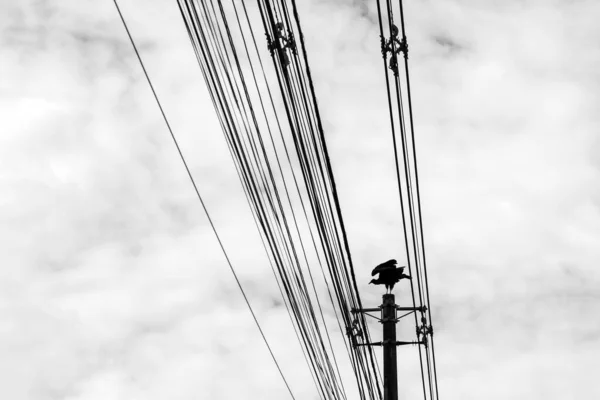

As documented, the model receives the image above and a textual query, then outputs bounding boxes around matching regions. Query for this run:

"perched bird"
[371,259,397,275]
[369,259,411,293]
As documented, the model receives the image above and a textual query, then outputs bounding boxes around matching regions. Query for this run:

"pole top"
[382,293,395,304]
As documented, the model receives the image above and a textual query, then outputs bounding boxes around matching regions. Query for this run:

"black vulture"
[369,259,411,293]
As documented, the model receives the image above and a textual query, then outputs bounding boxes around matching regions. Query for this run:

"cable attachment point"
[416,315,433,337]
[381,24,408,76]
[267,21,297,67]
[346,319,364,347]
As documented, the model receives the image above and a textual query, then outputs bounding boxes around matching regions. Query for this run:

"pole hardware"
[355,340,425,347]
[380,24,408,76]
[266,21,297,67]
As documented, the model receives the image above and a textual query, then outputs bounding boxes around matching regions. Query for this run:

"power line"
[396,0,440,397]
[112,2,296,398]
[164,1,441,399]
[177,1,348,399]
[178,0,388,398]
[259,1,383,397]
[375,0,440,399]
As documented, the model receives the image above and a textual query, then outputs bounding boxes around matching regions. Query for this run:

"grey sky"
[1,0,599,399]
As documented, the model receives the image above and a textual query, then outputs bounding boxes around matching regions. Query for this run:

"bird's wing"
[398,266,405,273]
[371,259,397,276]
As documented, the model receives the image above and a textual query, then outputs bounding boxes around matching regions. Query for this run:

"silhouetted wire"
[190,3,332,400]
[260,8,345,397]
[386,0,425,309]
[286,0,384,397]
[190,3,330,397]
[297,5,380,400]
[377,0,429,398]
[258,1,378,397]
[280,34,366,400]
[176,0,421,399]
[180,1,349,398]
[385,0,439,398]
[259,0,359,387]
[113,2,296,398]
[397,0,440,398]
[382,2,437,396]
[234,2,355,384]
[179,4,327,396]
[255,5,350,396]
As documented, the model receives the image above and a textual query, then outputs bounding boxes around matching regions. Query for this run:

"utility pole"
[352,296,426,400]
[382,294,398,400]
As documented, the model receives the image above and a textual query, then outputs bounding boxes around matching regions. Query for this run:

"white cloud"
[1,0,599,399]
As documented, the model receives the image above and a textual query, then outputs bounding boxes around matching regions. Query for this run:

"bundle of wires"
[176,0,383,399]
[374,1,439,399]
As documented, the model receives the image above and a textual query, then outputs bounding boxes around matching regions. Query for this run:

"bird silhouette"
[369,259,411,293]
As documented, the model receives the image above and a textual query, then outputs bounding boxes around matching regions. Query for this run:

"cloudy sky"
[2,0,600,399]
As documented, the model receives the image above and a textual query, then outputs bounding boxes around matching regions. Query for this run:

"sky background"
[2,0,600,399]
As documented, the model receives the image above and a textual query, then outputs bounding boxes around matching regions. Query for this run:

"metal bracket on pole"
[396,305,427,312]
[352,294,429,400]
[353,306,426,313]
[355,340,425,347]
